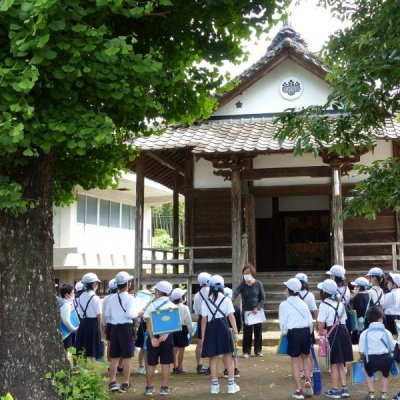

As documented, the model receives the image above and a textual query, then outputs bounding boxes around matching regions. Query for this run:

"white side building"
[53,172,171,291]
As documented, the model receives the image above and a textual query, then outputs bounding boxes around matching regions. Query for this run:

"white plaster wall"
[214,59,331,116]
[194,157,231,189]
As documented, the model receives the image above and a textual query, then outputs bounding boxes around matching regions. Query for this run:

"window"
[86,197,98,225]
[99,200,110,227]
[76,194,135,230]
[110,202,120,228]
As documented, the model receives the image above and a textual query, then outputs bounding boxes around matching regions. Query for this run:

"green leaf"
[0,0,14,12]
[37,33,50,48]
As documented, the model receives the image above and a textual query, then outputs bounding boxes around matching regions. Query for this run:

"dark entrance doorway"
[256,211,330,271]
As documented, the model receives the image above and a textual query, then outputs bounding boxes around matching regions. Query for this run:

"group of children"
[57,270,241,395]
[279,265,400,400]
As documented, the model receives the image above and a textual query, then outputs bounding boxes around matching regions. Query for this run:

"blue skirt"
[75,317,101,359]
[328,324,353,364]
[201,318,234,358]
[173,325,189,348]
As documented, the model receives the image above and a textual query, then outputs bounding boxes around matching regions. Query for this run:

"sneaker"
[292,389,305,400]
[109,382,120,392]
[381,393,388,400]
[234,368,240,378]
[119,383,132,394]
[211,384,220,395]
[305,380,314,397]
[242,353,250,359]
[138,366,146,374]
[197,364,208,374]
[117,366,124,374]
[324,389,341,399]
[255,352,264,357]
[145,386,155,396]
[160,387,171,395]
[391,393,400,400]
[340,388,349,398]
[223,369,228,378]
[227,383,240,394]
[368,393,375,400]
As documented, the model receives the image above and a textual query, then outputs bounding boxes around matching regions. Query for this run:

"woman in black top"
[232,264,265,357]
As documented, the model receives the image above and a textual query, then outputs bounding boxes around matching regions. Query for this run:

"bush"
[0,394,14,400]
[152,228,173,250]
[46,349,108,400]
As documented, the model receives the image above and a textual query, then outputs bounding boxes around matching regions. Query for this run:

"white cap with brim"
[75,281,84,292]
[198,272,211,286]
[326,265,346,279]
[317,279,338,295]
[366,267,384,277]
[81,272,101,285]
[115,271,133,285]
[209,275,225,288]
[284,278,302,293]
[155,281,173,295]
[108,278,118,291]
[170,287,187,301]
[389,272,400,287]
[350,277,370,288]
[295,273,308,283]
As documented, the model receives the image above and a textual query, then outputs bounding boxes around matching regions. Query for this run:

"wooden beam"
[331,163,344,266]
[250,183,356,197]
[145,151,185,176]
[241,166,331,180]
[245,193,256,267]
[173,171,179,274]
[134,154,145,292]
[231,168,242,289]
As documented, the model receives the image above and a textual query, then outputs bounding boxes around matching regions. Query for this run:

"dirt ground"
[106,345,400,400]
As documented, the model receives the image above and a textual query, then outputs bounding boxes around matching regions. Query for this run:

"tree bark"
[0,154,65,399]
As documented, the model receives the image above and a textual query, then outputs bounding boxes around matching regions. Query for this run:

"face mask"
[243,274,252,282]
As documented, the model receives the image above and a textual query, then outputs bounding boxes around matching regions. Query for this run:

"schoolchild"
[73,281,84,315]
[350,277,371,343]
[193,272,211,374]
[75,273,102,359]
[170,287,193,374]
[384,273,400,337]
[295,273,318,379]
[105,271,142,394]
[135,289,153,375]
[144,280,176,396]
[222,287,241,378]
[317,279,353,399]
[359,306,395,400]
[102,279,120,366]
[366,267,386,311]
[59,284,79,349]
[279,278,313,400]
[201,275,240,395]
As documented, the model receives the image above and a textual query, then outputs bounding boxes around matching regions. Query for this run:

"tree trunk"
[0,154,65,399]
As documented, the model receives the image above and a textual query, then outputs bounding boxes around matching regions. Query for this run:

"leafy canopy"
[0,0,289,213]
[276,0,400,218]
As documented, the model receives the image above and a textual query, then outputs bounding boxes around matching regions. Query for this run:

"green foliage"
[0,0,289,214]
[0,393,14,400]
[46,350,108,400]
[343,158,400,220]
[152,228,173,250]
[276,0,400,217]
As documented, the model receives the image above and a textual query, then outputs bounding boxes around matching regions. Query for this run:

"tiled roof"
[134,117,400,154]
[231,26,329,89]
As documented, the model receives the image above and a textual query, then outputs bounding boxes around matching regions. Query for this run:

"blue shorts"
[365,353,392,378]
[287,327,311,357]
[146,334,174,366]
[109,324,135,359]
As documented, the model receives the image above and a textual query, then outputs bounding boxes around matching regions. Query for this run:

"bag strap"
[323,301,343,337]
[154,299,169,311]
[79,294,95,318]
[372,287,383,306]
[118,293,126,313]
[299,291,309,301]
[203,296,226,320]
[365,327,392,362]
[287,300,309,323]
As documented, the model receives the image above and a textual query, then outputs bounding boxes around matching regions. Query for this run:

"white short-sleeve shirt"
[77,290,101,318]
[144,296,177,319]
[193,287,210,315]
[201,292,234,320]
[299,290,318,312]
[369,286,385,308]
[104,291,138,324]
[384,288,400,315]
[279,296,313,334]
[317,298,347,327]
[359,322,395,355]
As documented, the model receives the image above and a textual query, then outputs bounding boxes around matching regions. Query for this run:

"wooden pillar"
[184,150,194,250]
[134,154,145,292]
[231,168,242,289]
[245,193,256,266]
[272,197,279,267]
[173,171,179,273]
[331,162,344,266]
